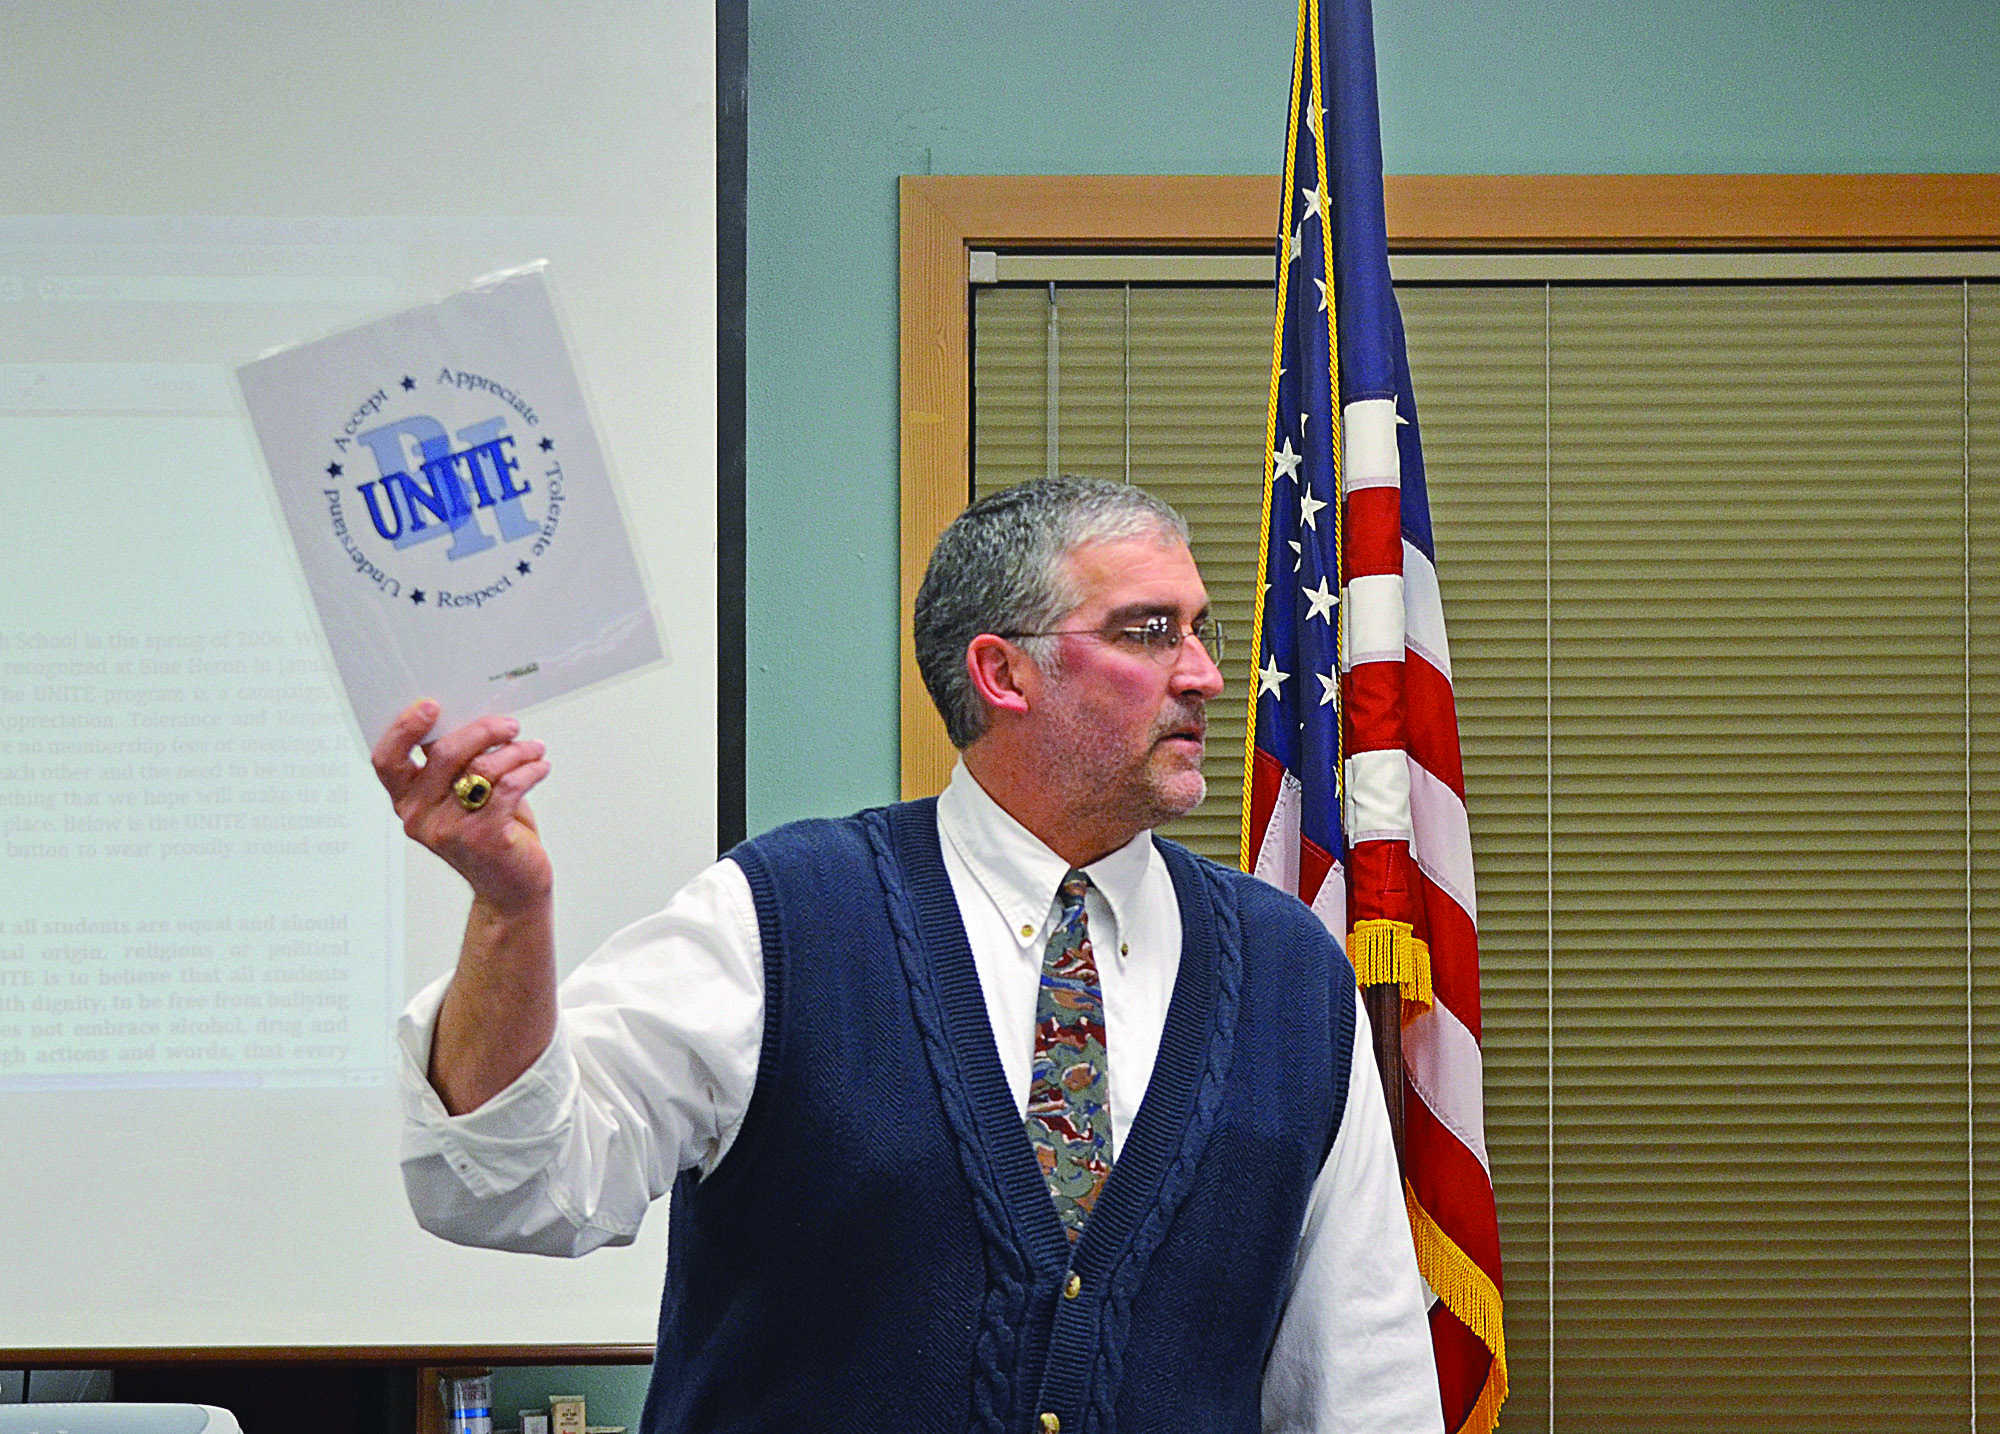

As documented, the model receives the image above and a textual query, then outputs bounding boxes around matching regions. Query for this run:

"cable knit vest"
[639,799,1356,1434]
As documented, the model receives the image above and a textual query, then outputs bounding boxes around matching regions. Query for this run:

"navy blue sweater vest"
[640,800,1357,1434]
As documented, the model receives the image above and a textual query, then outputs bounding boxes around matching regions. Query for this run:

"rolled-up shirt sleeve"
[397,856,764,1258]
[1261,986,1447,1434]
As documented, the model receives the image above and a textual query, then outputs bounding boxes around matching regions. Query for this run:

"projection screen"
[0,0,721,1353]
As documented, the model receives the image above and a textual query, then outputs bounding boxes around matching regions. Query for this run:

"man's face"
[1028,534,1227,840]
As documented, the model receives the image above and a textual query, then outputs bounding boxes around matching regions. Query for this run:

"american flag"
[1240,1,1507,1429]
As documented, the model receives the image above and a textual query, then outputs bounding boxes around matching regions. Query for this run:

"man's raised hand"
[370,699,554,914]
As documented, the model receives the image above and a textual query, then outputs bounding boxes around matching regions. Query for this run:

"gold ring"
[452,772,493,811]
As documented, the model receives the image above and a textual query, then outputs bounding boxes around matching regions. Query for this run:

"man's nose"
[1174,633,1226,698]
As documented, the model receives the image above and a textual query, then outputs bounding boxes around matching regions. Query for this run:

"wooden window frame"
[897,172,2000,796]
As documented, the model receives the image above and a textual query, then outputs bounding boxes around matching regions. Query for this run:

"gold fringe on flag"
[1460,1360,1507,1434]
[1347,918,1432,1008]
[1405,1179,1509,1434]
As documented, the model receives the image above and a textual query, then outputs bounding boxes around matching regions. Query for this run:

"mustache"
[1152,701,1207,742]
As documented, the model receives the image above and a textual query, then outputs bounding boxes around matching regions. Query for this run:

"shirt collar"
[936,761,1159,955]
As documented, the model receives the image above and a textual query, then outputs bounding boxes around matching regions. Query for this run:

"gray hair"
[914,475,1190,748]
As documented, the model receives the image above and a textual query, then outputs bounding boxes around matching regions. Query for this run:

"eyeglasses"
[996,614,1227,667]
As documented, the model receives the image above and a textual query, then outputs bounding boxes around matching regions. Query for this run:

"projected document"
[0,220,454,1090]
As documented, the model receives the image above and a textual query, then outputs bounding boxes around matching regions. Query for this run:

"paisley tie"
[1024,869,1113,1240]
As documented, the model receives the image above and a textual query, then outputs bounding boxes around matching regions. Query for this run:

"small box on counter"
[547,1395,586,1434]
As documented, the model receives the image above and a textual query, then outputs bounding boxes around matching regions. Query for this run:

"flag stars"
[1287,538,1303,572]
[1299,486,1327,531]
[1316,670,1340,707]
[1300,183,1328,226]
[1272,437,1302,485]
[1257,654,1290,700]
[1301,575,1338,623]
[1289,224,1302,265]
[1314,277,1328,313]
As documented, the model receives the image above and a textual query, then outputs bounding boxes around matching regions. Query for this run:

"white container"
[443,1376,493,1434]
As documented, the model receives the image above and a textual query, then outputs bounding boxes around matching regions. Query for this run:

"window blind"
[972,273,2000,1434]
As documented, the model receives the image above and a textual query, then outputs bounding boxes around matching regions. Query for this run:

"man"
[378,476,1443,1433]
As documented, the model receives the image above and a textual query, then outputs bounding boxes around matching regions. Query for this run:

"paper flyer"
[236,264,662,745]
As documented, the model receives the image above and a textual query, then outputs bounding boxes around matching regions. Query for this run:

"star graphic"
[539,436,554,452]
[325,461,342,478]
[1272,437,1302,484]
[1302,576,1338,623]
[1314,277,1328,313]
[1289,224,1302,265]
[401,375,416,391]
[408,589,425,604]
[1299,486,1327,531]
[1257,654,1290,700]
[1300,183,1328,226]
[516,560,531,575]
[1317,670,1340,707]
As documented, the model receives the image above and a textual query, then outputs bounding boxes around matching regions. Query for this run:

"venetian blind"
[971,274,2000,1434]
[1970,280,2000,1425]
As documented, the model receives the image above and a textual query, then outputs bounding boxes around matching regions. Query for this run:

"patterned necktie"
[1024,869,1113,1240]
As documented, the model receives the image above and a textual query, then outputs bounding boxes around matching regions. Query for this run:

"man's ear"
[965,634,1034,719]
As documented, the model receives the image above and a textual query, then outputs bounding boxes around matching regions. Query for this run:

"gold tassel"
[1405,1179,1509,1434]
[1348,918,1433,1008]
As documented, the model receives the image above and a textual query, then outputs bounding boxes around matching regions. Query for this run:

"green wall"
[742,0,2000,834]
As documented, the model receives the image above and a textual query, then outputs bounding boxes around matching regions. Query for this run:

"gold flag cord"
[1239,0,1309,874]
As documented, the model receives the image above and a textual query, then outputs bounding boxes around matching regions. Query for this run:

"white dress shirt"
[398,763,1443,1434]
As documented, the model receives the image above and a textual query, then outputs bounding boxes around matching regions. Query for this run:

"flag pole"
[1364,984,1405,1167]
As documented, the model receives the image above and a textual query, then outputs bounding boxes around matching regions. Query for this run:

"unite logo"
[352,415,532,560]
[320,368,568,613]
